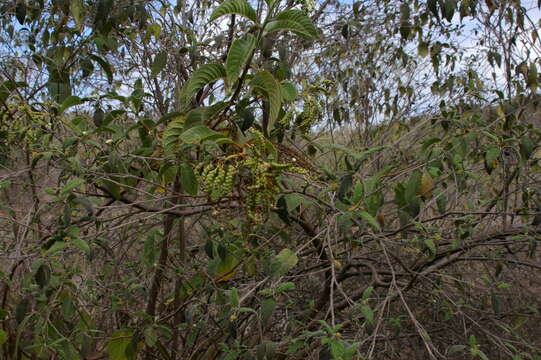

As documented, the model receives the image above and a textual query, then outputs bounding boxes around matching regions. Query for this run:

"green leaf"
[71,238,91,254]
[180,125,226,144]
[70,0,84,30]
[89,55,114,84]
[180,164,198,195]
[213,253,240,282]
[59,95,84,114]
[280,81,297,101]
[143,326,157,347]
[337,174,353,202]
[276,282,295,293]
[249,70,282,132]
[360,305,374,325]
[230,287,239,307]
[265,10,320,39]
[272,248,298,279]
[418,42,429,57]
[225,34,256,88]
[162,115,186,154]
[485,146,500,174]
[35,264,51,288]
[151,52,167,78]
[260,297,276,327]
[15,298,29,324]
[179,63,226,112]
[108,330,133,360]
[60,178,85,196]
[362,286,373,301]
[424,239,436,256]
[447,345,466,355]
[209,0,257,23]
[520,135,535,160]
[359,211,381,231]
[0,329,6,345]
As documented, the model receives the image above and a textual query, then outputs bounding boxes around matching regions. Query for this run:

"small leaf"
[209,0,257,23]
[0,329,6,345]
[520,135,535,160]
[484,146,500,174]
[260,298,276,327]
[418,42,429,57]
[151,52,167,78]
[70,0,84,30]
[143,327,157,347]
[93,107,105,127]
[71,238,91,254]
[360,305,374,325]
[15,298,29,324]
[424,239,436,256]
[180,164,198,195]
[231,287,239,307]
[337,174,353,202]
[272,248,298,279]
[35,264,51,288]
[276,282,295,293]
[362,286,374,300]
[280,81,297,101]
[419,173,434,199]
[447,344,466,355]
[359,211,381,231]
[89,55,114,84]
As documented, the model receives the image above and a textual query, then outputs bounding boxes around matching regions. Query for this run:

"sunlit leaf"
[209,0,257,23]
[265,10,320,39]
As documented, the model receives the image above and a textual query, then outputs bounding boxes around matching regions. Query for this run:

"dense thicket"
[1,0,541,359]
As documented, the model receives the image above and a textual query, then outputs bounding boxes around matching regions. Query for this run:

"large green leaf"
[179,63,226,112]
[180,125,226,144]
[264,10,319,39]
[209,0,258,23]
[225,34,256,88]
[163,115,186,154]
[249,71,282,133]
[108,330,133,360]
[180,164,198,195]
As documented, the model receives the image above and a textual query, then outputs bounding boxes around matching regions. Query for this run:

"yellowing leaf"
[214,254,239,282]
[419,173,434,199]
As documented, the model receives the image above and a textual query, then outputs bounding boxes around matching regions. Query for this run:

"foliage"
[1,0,541,359]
